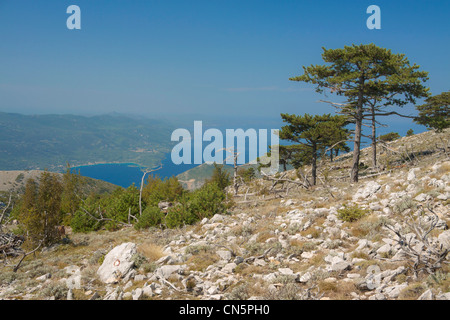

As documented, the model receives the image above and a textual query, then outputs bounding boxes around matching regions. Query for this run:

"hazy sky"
[0,0,449,122]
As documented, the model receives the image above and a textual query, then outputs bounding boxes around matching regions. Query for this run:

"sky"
[0,0,449,132]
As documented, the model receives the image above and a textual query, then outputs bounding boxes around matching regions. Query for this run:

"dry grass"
[138,242,165,262]
[398,283,426,300]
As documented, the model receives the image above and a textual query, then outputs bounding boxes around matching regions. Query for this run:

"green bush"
[188,182,227,221]
[70,209,102,233]
[337,204,368,222]
[142,175,184,207]
[378,132,401,142]
[165,202,193,228]
[134,206,165,230]
[106,185,140,223]
[165,183,227,228]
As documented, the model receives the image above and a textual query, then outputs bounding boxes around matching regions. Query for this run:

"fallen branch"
[13,238,45,272]
[260,172,309,190]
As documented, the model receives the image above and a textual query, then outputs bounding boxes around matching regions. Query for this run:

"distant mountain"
[0,112,176,171]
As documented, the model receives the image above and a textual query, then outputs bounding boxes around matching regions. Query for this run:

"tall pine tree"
[290,44,429,181]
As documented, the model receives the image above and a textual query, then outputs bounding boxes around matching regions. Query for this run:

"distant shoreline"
[71,162,148,170]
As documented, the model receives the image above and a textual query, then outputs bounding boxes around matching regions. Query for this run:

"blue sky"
[0,0,449,131]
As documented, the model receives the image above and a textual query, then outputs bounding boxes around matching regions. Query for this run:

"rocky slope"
[0,130,449,300]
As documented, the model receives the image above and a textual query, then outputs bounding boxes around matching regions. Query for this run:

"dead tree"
[260,171,310,192]
[384,204,449,278]
[221,148,240,196]
[12,238,45,272]
[0,195,12,231]
[139,164,163,216]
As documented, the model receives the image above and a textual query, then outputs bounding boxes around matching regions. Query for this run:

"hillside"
[0,112,175,171]
[0,129,449,301]
[176,163,234,190]
[0,170,119,196]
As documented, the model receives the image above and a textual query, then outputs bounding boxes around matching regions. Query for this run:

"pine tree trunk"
[312,143,317,185]
[233,152,238,195]
[371,104,377,168]
[351,78,365,183]
[351,114,362,182]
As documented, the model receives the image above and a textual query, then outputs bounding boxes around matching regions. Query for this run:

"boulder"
[97,242,137,284]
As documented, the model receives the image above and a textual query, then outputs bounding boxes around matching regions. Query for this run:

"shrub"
[134,206,164,230]
[142,175,184,207]
[165,183,227,228]
[70,209,102,233]
[106,185,139,223]
[393,197,416,214]
[378,132,401,142]
[188,182,227,220]
[337,204,368,222]
[165,202,192,229]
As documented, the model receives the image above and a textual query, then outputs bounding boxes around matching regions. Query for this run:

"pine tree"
[208,163,231,191]
[291,44,429,181]
[20,172,63,247]
[279,113,349,185]
[414,91,449,132]
[61,164,85,223]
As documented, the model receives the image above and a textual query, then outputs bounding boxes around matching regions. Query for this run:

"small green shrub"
[378,132,401,142]
[337,204,368,222]
[393,197,416,214]
[134,206,164,230]
[70,209,102,233]
[132,253,148,269]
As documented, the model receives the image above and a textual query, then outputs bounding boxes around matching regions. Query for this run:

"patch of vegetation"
[378,132,401,142]
[337,204,368,222]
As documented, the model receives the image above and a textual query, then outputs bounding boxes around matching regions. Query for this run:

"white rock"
[407,168,419,181]
[301,251,314,259]
[36,273,51,282]
[216,250,232,262]
[222,263,237,273]
[414,193,428,202]
[278,268,294,275]
[376,244,392,255]
[156,264,185,279]
[132,288,143,300]
[353,181,381,200]
[417,289,434,300]
[299,272,312,283]
[97,242,137,284]
[438,230,450,251]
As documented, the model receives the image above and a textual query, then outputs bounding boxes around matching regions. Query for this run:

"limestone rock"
[97,242,137,284]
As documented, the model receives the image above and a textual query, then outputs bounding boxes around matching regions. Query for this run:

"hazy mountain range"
[0,112,176,171]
